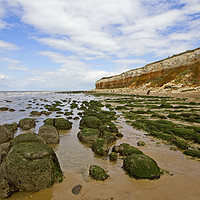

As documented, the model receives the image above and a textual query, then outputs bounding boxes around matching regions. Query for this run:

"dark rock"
[30,111,41,116]
[19,118,36,130]
[72,184,82,195]
[0,126,13,144]
[89,165,109,181]
[109,152,118,161]
[123,154,161,179]
[77,128,100,144]
[38,125,59,144]
[0,107,9,111]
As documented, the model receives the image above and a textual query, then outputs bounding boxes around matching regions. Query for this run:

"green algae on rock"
[0,134,63,196]
[89,165,109,181]
[109,152,118,161]
[80,116,102,129]
[77,128,100,144]
[123,154,161,180]
[92,138,108,156]
[19,118,36,130]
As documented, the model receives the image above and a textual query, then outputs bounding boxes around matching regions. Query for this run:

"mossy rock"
[19,118,36,130]
[99,125,110,133]
[0,126,13,144]
[123,154,161,180]
[109,152,118,161]
[116,132,123,138]
[54,118,72,130]
[183,149,200,158]
[77,128,100,144]
[89,165,109,181]
[137,141,146,146]
[3,123,18,134]
[102,132,117,144]
[44,118,54,126]
[80,116,102,129]
[38,125,59,144]
[1,135,63,192]
[92,138,108,156]
[30,111,41,116]
[12,133,45,146]
[112,143,143,156]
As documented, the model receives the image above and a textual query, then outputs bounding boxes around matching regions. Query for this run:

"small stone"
[72,184,82,195]
[137,141,146,146]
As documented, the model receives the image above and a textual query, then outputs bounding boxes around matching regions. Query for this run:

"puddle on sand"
[1,92,200,200]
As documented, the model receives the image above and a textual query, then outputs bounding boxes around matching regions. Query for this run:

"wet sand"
[1,92,200,200]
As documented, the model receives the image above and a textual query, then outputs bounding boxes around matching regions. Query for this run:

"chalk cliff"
[95,48,200,92]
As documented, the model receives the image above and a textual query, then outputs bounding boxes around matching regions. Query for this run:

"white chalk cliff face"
[95,48,200,92]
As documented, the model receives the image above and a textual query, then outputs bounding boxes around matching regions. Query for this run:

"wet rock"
[72,184,82,195]
[38,125,59,144]
[30,111,41,116]
[92,138,108,156]
[102,132,117,144]
[77,128,100,144]
[0,107,9,111]
[19,118,36,130]
[89,165,109,181]
[123,154,161,180]
[112,143,143,156]
[54,118,72,130]
[116,132,123,138]
[80,116,102,129]
[0,134,63,192]
[0,179,11,198]
[109,152,118,161]
[137,141,146,146]
[0,126,13,144]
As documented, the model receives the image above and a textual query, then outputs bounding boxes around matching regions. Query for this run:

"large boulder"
[80,116,102,129]
[38,125,59,144]
[0,126,13,144]
[92,138,108,156]
[0,134,63,194]
[112,143,143,156]
[123,154,161,180]
[19,118,36,130]
[102,132,117,144]
[89,165,109,181]
[77,128,100,144]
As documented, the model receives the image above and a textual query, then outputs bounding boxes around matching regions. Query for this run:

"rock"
[54,118,72,130]
[112,143,143,156]
[109,152,118,161]
[89,165,109,181]
[0,134,63,192]
[123,154,161,179]
[0,179,11,198]
[30,111,41,116]
[0,107,9,111]
[0,143,11,164]
[137,141,146,146]
[0,126,13,144]
[80,116,102,129]
[72,184,82,195]
[3,122,18,134]
[77,128,100,144]
[102,132,117,144]
[11,133,46,146]
[44,118,72,130]
[19,118,36,130]
[92,138,108,156]
[116,132,123,138]
[38,125,59,144]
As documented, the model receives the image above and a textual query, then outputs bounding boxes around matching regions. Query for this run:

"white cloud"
[0,40,19,51]
[1,57,28,70]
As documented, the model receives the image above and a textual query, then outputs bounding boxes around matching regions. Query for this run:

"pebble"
[72,184,82,195]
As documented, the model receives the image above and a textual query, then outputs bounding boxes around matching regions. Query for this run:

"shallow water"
[1,92,200,200]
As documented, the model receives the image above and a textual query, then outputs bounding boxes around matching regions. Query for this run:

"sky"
[0,0,200,91]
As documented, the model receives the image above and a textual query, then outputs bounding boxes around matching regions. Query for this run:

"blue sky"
[0,0,200,91]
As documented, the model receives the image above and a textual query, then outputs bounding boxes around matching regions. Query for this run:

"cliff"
[95,48,200,92]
